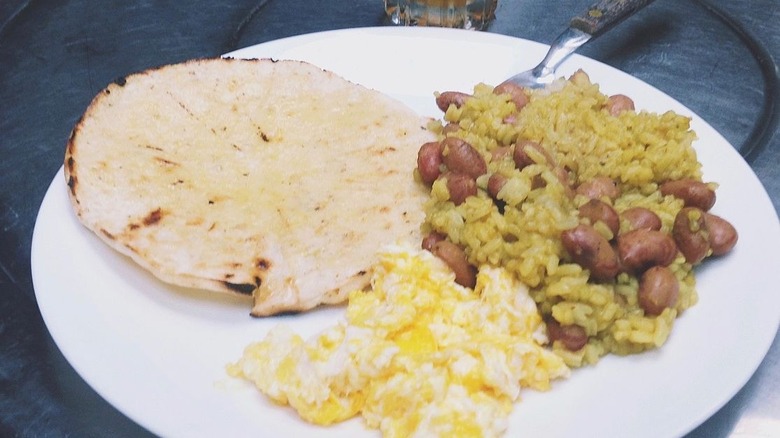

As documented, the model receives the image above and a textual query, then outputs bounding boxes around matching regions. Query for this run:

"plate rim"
[32,26,780,438]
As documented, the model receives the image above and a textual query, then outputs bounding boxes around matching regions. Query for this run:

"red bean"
[638,266,679,316]
[660,179,716,211]
[446,173,477,205]
[546,318,588,351]
[442,137,487,179]
[513,140,555,169]
[417,141,443,185]
[487,173,508,200]
[421,232,446,252]
[617,229,678,274]
[672,207,710,264]
[561,224,620,282]
[430,240,477,288]
[606,94,635,116]
[621,207,662,232]
[703,212,738,256]
[493,82,529,111]
[569,69,591,86]
[435,91,471,112]
[579,199,620,237]
[576,177,620,201]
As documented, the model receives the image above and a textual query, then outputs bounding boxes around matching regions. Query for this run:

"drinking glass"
[384,0,498,30]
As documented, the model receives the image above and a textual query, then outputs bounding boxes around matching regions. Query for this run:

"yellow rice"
[423,74,702,367]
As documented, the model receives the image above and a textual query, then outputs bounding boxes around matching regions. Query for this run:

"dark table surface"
[1,0,778,436]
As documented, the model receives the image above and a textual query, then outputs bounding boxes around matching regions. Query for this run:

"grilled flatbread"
[65,58,434,316]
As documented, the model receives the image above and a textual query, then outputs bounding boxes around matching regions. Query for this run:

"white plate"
[33,27,780,438]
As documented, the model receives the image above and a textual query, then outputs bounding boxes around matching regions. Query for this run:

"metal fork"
[502,0,657,89]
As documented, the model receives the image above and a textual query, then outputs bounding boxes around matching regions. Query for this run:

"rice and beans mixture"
[416,70,737,367]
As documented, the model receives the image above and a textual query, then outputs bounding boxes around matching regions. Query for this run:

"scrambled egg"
[228,245,569,437]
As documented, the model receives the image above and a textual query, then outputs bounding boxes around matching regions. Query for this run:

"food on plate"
[63,58,434,316]
[417,71,737,366]
[229,245,569,437]
[230,70,739,435]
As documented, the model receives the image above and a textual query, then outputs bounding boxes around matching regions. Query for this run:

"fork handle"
[570,0,656,37]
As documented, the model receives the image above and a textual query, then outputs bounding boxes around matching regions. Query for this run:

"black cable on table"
[692,0,779,163]
[225,0,274,54]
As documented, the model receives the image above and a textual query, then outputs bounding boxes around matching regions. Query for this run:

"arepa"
[64,58,433,316]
